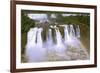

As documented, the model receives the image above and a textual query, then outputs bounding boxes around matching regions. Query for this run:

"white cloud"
[27,14,48,21]
[62,14,77,16]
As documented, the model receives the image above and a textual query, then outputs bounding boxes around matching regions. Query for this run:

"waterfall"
[63,25,80,47]
[47,29,53,45]
[76,25,80,38]
[36,28,43,47]
[26,27,38,49]
[55,27,66,56]
[70,25,75,38]
[25,27,46,62]
[63,25,89,60]
[25,24,89,62]
[64,25,80,42]
[55,27,63,46]
[25,27,38,62]
[64,25,70,43]
[46,29,54,48]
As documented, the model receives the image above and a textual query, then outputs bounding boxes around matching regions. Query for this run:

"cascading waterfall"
[63,25,89,60]
[26,27,38,48]
[25,27,38,62]
[36,28,43,47]
[25,24,89,62]
[55,27,63,47]
[69,25,76,38]
[64,25,70,44]
[76,25,80,38]
[45,29,54,50]
[54,27,67,58]
[26,28,46,62]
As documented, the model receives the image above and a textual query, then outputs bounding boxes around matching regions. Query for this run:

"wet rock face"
[24,25,89,63]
